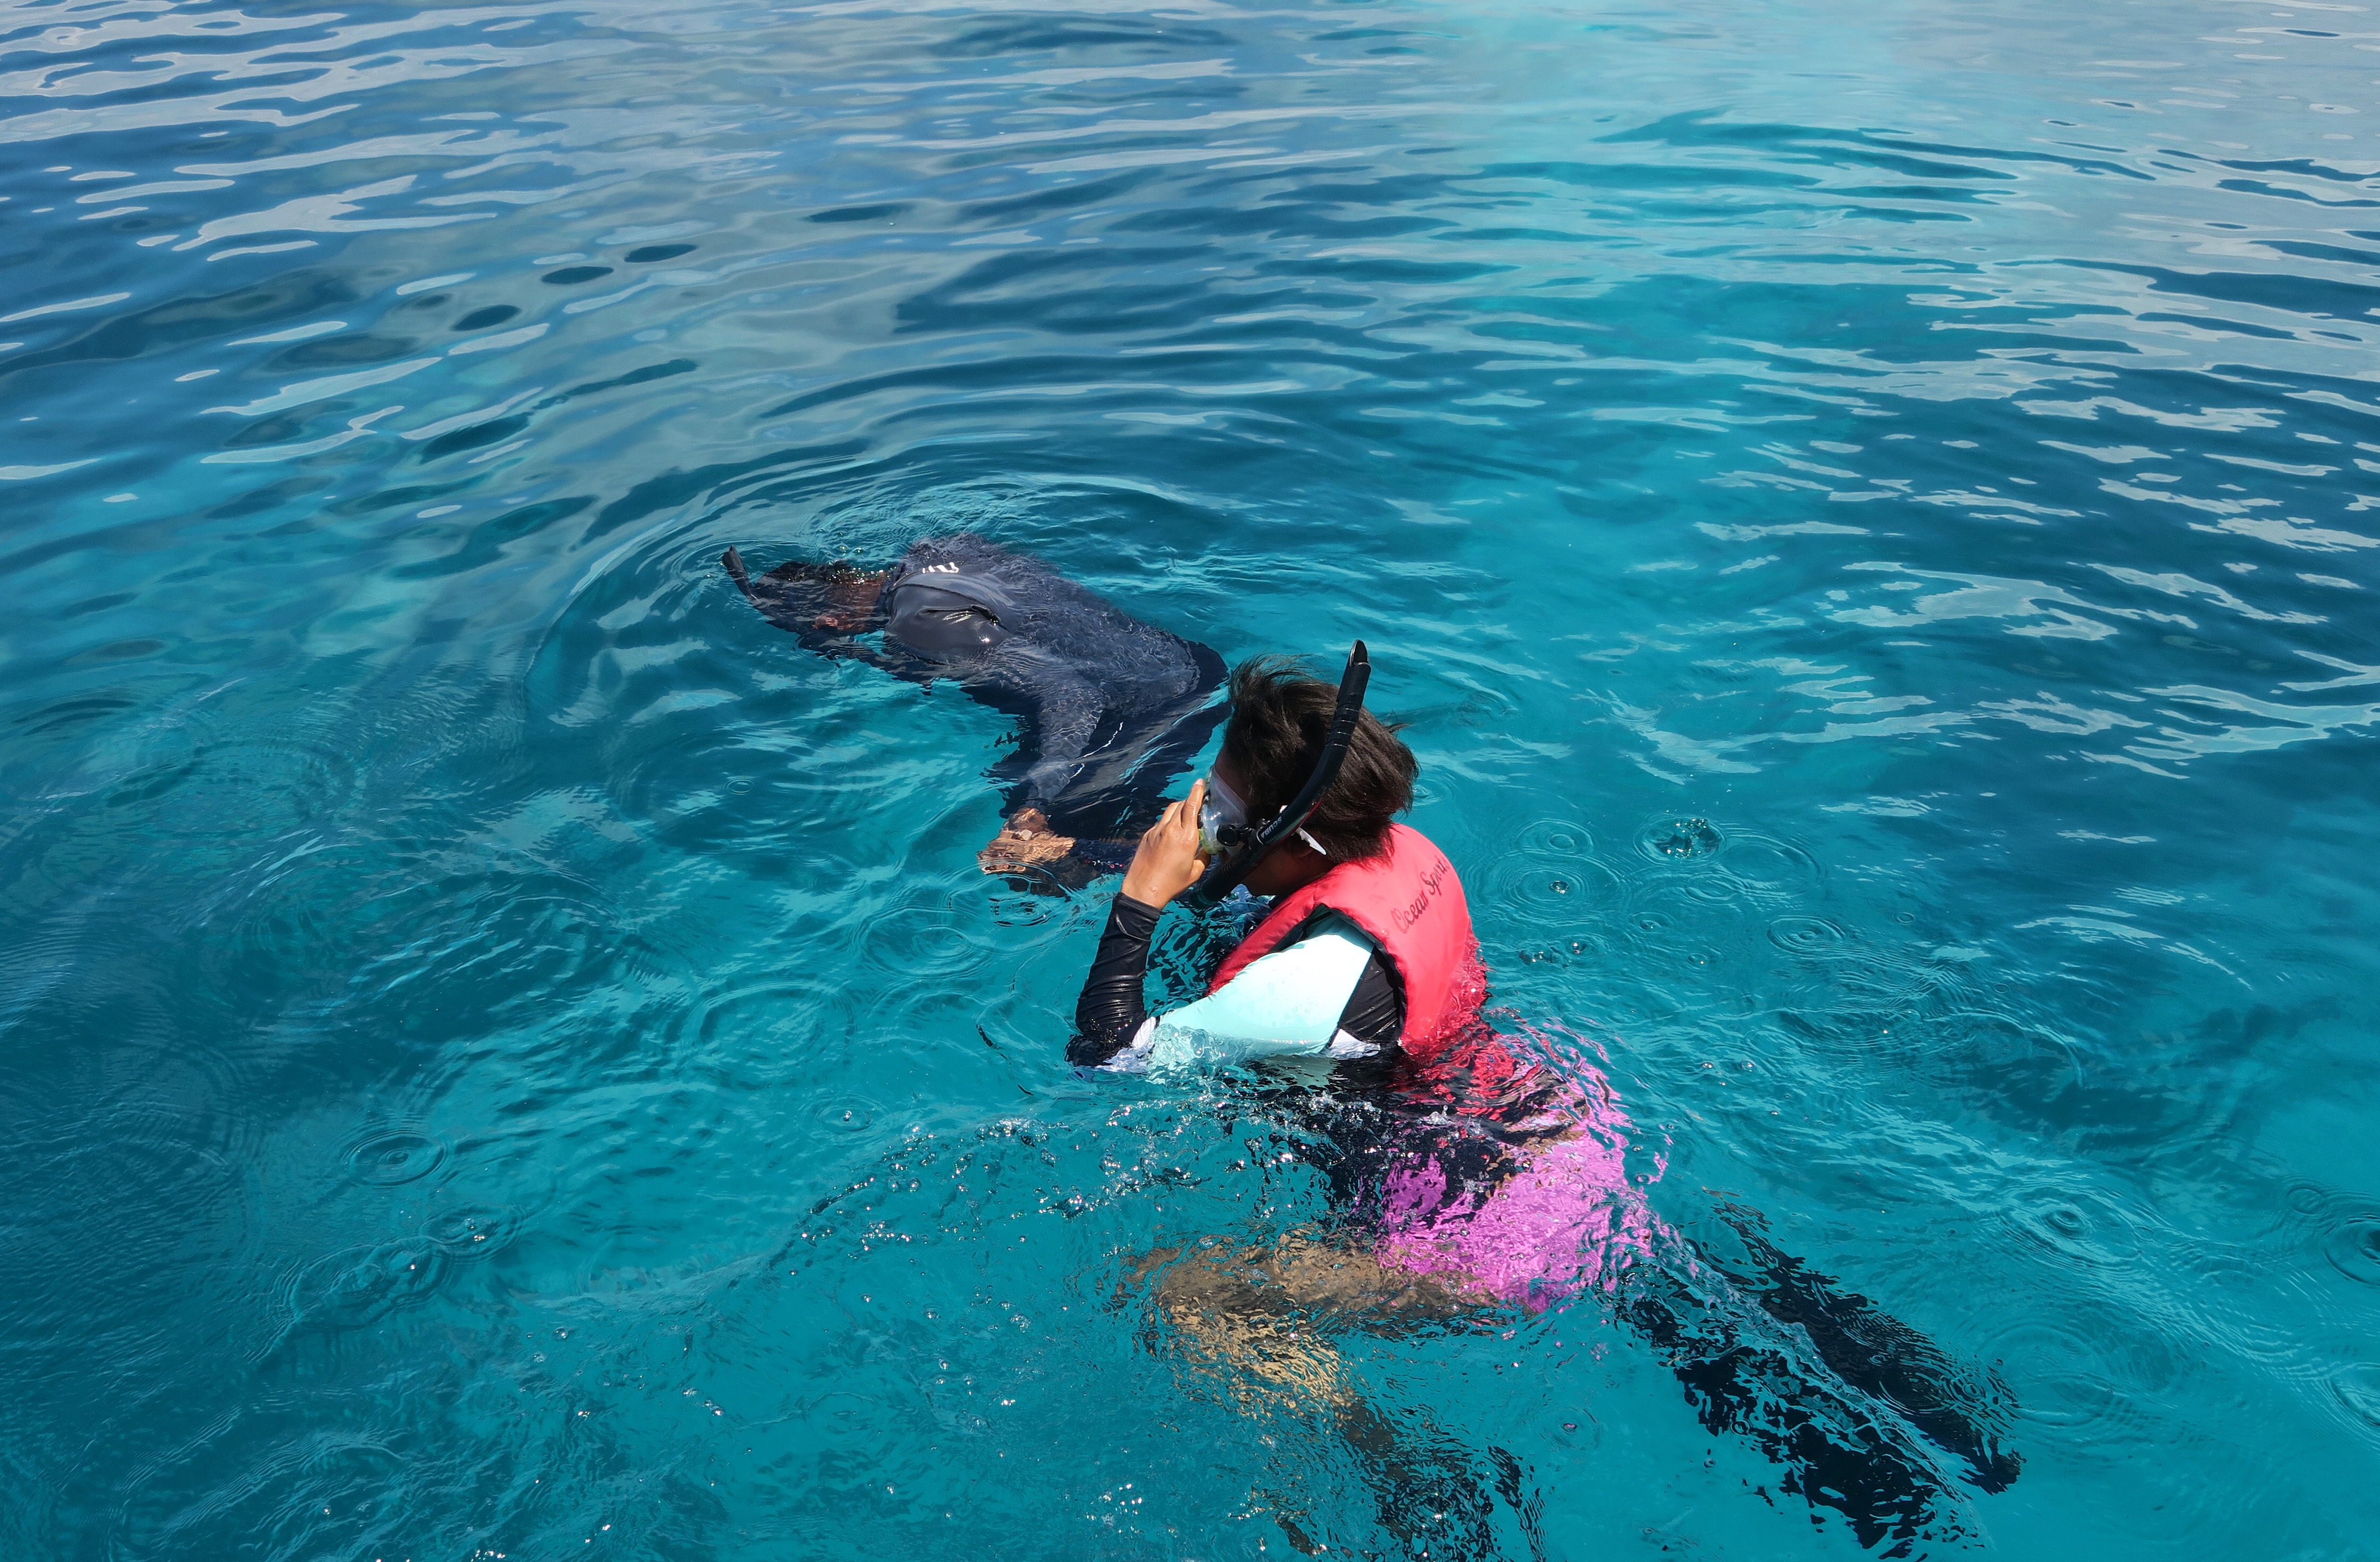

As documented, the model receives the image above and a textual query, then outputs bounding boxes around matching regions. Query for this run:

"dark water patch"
[896,246,1228,337]
[2062,259,2380,321]
[960,172,1156,226]
[267,332,415,370]
[389,495,589,580]
[415,415,528,462]
[1112,197,1454,245]
[2263,238,2380,270]
[928,15,1235,58]
[1906,1011,2082,1114]
[0,269,358,382]
[71,638,166,663]
[2213,178,2380,210]
[15,694,136,734]
[808,202,911,224]
[102,757,201,809]
[1601,114,2022,184]
[540,265,612,286]
[625,243,696,262]
[1480,158,1822,195]
[333,479,474,516]
[1599,111,2127,177]
[1264,253,1513,286]
[197,845,388,1004]
[1835,181,2003,206]
[222,414,310,450]
[205,474,335,521]
[452,304,520,331]
[537,358,697,409]
[2203,154,2380,185]
[2136,311,2296,340]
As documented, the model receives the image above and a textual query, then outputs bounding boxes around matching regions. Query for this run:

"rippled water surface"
[6,0,2380,1555]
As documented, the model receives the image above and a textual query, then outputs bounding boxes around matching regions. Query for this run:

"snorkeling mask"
[1197,772,1250,858]
[1187,641,1370,906]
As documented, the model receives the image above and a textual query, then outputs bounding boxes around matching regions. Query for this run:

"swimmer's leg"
[1619,1264,1968,1558]
[1337,1395,1506,1561]
[1715,1209,2023,1492]
[1249,1417,1508,1562]
[1133,1238,1515,1558]
[1487,1445,1553,1562]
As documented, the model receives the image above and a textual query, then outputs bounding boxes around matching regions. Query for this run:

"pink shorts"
[1373,1069,1662,1311]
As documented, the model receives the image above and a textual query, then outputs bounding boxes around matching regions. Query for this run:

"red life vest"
[1206,822,1486,1061]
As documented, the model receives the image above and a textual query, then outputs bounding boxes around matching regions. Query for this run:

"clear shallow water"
[4,0,2379,1553]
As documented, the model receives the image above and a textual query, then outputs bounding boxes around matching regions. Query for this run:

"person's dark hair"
[1219,655,1415,863]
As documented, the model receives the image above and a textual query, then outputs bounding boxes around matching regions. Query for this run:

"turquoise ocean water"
[4,0,2378,1555]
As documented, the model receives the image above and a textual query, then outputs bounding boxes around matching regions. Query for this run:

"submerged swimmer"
[723,533,1226,883]
[1072,651,2021,1557]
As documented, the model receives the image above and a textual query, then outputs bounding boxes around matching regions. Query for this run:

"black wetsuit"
[730,533,1227,842]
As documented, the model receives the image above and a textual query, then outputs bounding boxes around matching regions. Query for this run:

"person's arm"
[1068,783,1406,1071]
[993,646,1104,813]
[1069,892,1165,1066]
[1067,785,1207,1067]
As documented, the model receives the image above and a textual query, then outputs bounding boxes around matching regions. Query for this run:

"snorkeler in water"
[723,533,1226,883]
[1071,650,2022,1557]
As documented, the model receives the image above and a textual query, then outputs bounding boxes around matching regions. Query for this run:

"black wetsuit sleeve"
[1069,894,1163,1066]
[1335,953,1404,1048]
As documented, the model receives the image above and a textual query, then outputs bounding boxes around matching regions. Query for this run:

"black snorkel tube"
[1188,640,1371,906]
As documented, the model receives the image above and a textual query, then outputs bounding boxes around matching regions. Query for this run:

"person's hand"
[1120,780,1208,909]
[977,807,1075,873]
